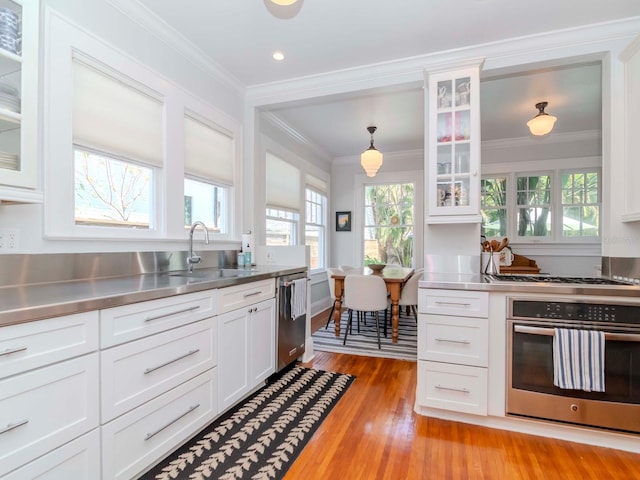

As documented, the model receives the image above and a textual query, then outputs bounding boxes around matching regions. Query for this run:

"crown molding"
[261,112,333,164]
[105,0,245,96]
[482,130,601,151]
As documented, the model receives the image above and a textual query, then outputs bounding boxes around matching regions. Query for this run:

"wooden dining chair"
[343,274,388,349]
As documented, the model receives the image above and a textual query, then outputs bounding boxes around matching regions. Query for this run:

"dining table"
[331,266,415,343]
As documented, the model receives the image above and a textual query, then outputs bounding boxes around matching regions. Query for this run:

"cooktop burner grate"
[488,274,633,285]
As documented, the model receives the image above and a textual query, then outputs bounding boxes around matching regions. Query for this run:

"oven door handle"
[514,325,640,342]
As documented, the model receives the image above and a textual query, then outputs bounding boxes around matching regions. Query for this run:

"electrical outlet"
[266,249,273,262]
[0,228,19,251]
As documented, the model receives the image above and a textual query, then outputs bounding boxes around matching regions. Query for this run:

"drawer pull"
[144,404,200,441]
[144,349,200,375]
[0,345,28,357]
[435,384,470,394]
[0,419,29,435]
[434,301,471,307]
[243,291,262,298]
[144,305,200,322]
[435,337,471,345]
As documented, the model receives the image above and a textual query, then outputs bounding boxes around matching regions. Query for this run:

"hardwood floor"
[293,310,640,479]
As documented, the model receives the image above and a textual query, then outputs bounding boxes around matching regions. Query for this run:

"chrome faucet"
[187,221,210,272]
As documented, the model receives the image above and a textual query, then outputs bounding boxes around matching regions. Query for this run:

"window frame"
[265,207,300,246]
[305,186,328,273]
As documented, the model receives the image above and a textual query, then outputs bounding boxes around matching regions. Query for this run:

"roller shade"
[306,174,327,193]
[266,152,300,210]
[72,58,163,167]
[184,115,234,185]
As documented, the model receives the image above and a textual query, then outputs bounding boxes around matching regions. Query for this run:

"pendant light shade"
[361,126,383,177]
[264,0,303,19]
[527,101,557,136]
[270,0,298,4]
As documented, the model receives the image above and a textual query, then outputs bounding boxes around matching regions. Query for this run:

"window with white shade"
[183,114,234,234]
[266,152,300,245]
[72,57,163,229]
[305,174,328,271]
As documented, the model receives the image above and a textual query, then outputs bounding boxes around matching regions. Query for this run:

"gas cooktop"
[487,274,635,285]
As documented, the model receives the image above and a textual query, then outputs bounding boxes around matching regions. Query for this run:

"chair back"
[399,268,424,306]
[326,267,342,297]
[344,274,388,312]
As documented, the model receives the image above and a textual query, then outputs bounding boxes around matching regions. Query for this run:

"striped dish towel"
[290,278,307,320]
[553,328,605,392]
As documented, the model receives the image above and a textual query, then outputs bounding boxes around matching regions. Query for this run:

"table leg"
[387,283,402,343]
[333,278,344,338]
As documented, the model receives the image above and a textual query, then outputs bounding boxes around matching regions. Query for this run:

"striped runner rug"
[312,308,417,361]
[140,365,355,480]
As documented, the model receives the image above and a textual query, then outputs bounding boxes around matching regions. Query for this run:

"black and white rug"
[312,309,417,361]
[140,365,355,480]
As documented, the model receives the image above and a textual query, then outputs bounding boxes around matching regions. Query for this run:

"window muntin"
[516,174,552,237]
[266,208,299,246]
[561,171,600,237]
[363,183,415,267]
[305,188,327,271]
[74,148,153,228]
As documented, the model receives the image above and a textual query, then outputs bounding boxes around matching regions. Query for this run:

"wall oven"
[506,297,640,434]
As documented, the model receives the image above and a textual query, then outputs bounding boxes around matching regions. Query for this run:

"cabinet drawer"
[100,290,216,348]
[217,279,275,314]
[417,360,487,415]
[0,354,100,477]
[1,429,100,480]
[0,311,98,379]
[419,289,488,317]
[418,315,488,367]
[101,368,217,480]
[101,318,217,422]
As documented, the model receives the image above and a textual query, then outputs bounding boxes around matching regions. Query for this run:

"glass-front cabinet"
[425,60,483,223]
[0,0,40,203]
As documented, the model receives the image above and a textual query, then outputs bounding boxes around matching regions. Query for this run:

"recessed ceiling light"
[272,51,285,61]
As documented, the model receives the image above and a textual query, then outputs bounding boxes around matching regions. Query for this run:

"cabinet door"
[250,298,276,387]
[217,307,250,412]
[425,61,483,223]
[621,34,640,222]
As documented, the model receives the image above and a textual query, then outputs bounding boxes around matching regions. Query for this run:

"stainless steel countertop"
[0,265,306,328]
[419,272,640,298]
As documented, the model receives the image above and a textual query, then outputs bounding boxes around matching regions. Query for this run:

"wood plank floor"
[293,309,640,479]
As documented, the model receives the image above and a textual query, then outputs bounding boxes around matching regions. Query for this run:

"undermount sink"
[167,268,251,282]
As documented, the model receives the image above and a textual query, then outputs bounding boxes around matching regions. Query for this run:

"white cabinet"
[217,279,276,412]
[425,59,483,224]
[620,34,640,222]
[416,288,489,415]
[0,0,41,202]
[0,354,100,477]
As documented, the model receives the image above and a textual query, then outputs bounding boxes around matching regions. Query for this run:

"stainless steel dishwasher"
[276,271,307,372]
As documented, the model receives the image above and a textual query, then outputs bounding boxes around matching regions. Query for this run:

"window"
[183,114,234,234]
[561,170,600,237]
[363,183,415,267]
[72,57,163,230]
[481,169,600,242]
[266,208,299,245]
[74,148,153,228]
[305,187,327,271]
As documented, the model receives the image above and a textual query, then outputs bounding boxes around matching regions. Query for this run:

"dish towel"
[553,328,605,392]
[290,278,307,320]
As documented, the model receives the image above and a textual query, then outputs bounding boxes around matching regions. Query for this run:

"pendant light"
[264,0,303,19]
[527,101,557,136]
[360,126,383,177]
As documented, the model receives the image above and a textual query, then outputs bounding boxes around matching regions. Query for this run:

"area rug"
[140,365,355,480]
[312,308,417,361]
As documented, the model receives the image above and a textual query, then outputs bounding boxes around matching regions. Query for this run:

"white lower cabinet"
[1,429,100,480]
[0,354,100,477]
[101,369,217,480]
[417,288,489,416]
[218,297,276,412]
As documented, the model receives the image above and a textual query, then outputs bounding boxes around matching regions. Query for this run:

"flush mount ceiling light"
[527,101,557,136]
[361,126,383,177]
[263,0,304,19]
[272,51,285,61]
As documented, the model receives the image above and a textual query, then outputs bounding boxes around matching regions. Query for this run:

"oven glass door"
[509,321,640,404]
